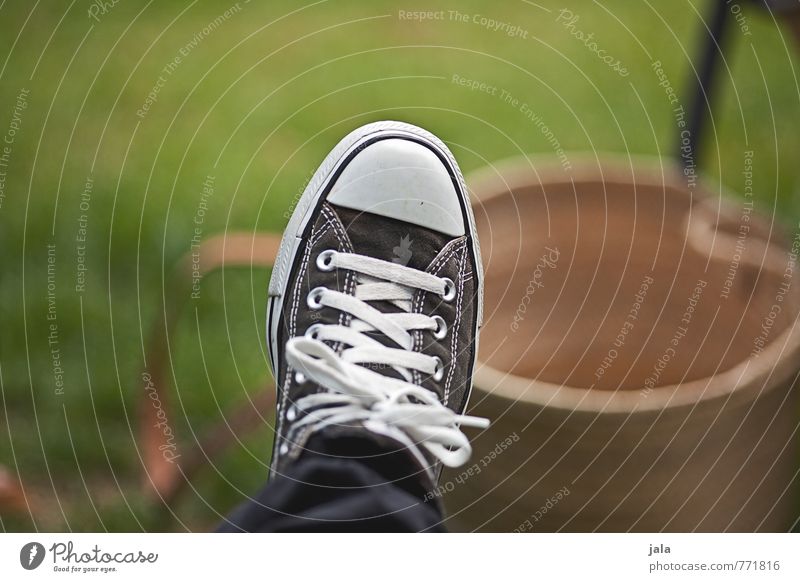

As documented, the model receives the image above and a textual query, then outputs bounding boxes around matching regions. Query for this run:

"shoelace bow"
[285,249,488,467]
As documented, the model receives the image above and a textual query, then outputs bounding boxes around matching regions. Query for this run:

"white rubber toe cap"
[327,138,466,237]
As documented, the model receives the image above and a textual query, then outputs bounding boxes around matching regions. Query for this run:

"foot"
[266,121,487,483]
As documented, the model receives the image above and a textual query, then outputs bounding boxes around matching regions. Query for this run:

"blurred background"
[0,0,798,531]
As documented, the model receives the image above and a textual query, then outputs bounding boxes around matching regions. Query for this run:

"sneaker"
[266,121,487,483]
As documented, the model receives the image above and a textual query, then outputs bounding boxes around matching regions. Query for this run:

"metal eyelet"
[432,356,444,382]
[432,315,447,339]
[294,371,307,384]
[286,406,297,422]
[441,277,456,302]
[316,249,336,272]
[279,442,289,455]
[307,287,325,309]
[305,323,323,340]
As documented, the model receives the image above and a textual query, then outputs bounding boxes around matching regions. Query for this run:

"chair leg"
[140,233,281,505]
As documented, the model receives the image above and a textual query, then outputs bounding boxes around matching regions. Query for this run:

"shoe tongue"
[330,204,453,273]
[328,203,454,383]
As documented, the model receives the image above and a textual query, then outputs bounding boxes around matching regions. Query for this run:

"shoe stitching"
[444,244,468,406]
[411,241,459,386]
[320,204,356,353]
[277,220,333,456]
[280,208,357,462]
[410,237,467,394]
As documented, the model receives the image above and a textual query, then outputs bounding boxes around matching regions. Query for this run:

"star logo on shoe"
[392,234,413,266]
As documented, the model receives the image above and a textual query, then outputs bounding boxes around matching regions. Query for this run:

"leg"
[219,121,486,533]
[217,432,444,532]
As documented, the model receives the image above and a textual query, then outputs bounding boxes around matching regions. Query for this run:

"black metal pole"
[681,0,731,169]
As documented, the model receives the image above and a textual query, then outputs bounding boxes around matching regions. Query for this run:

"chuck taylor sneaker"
[266,121,487,484]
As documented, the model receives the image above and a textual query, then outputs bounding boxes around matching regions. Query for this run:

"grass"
[0,0,798,531]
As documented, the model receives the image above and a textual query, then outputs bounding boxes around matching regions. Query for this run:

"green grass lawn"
[1,0,798,531]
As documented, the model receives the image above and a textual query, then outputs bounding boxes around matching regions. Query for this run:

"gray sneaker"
[266,121,487,483]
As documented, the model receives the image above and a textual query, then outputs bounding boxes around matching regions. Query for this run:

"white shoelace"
[285,249,488,468]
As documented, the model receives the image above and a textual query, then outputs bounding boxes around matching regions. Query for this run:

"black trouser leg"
[216,434,444,532]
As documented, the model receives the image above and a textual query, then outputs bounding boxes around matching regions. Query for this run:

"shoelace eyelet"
[294,371,307,384]
[316,249,336,272]
[432,356,444,381]
[286,405,297,422]
[432,315,447,339]
[305,323,323,340]
[279,442,289,455]
[307,287,325,309]
[441,277,456,302]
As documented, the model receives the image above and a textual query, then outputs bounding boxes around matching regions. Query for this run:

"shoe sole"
[266,120,484,412]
